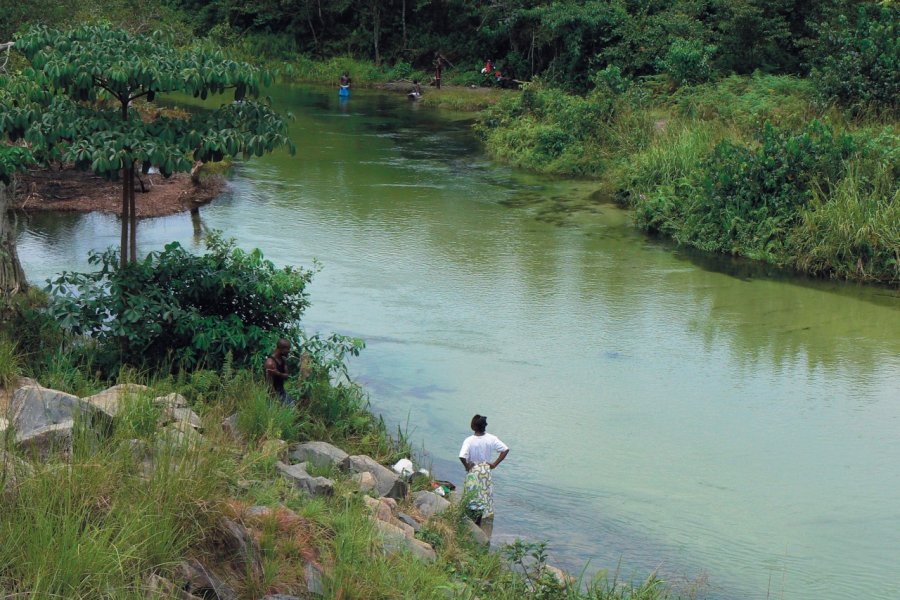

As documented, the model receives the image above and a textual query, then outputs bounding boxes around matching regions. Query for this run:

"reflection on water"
[17,85,900,600]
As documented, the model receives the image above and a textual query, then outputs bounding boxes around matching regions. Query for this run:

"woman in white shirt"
[459,414,510,532]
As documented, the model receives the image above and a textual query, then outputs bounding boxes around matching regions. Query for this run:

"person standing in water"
[339,71,351,97]
[459,414,509,536]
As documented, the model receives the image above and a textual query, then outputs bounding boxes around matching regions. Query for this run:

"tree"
[1,24,294,268]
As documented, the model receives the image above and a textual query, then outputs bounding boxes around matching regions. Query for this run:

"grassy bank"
[478,74,899,285]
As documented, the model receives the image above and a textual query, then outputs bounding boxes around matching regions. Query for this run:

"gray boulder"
[462,517,490,546]
[1,450,33,497]
[413,490,451,519]
[289,441,348,469]
[221,413,241,441]
[396,512,421,532]
[340,455,408,500]
[178,559,237,600]
[82,383,149,419]
[373,519,436,562]
[276,461,334,497]
[351,471,377,493]
[154,392,188,408]
[10,384,99,437]
[304,561,325,597]
[16,420,74,460]
[145,573,203,600]
[164,406,202,430]
[219,518,264,579]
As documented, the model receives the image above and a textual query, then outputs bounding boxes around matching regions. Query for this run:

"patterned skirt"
[463,462,494,517]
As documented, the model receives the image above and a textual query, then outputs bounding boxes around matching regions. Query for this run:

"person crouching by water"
[408,80,423,100]
[265,338,295,405]
[459,414,509,537]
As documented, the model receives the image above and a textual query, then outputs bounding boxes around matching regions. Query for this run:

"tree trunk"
[190,160,204,185]
[0,179,27,295]
[128,162,137,262]
[372,0,381,65]
[402,0,407,49]
[120,167,130,268]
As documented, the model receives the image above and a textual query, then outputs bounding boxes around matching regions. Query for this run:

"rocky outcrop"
[219,518,264,580]
[163,406,202,430]
[340,454,408,500]
[276,461,334,497]
[413,490,451,519]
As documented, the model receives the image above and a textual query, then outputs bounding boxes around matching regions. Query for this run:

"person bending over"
[265,338,295,405]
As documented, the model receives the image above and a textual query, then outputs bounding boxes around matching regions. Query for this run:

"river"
[16,85,900,600]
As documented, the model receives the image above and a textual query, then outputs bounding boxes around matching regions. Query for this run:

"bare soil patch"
[16,167,226,218]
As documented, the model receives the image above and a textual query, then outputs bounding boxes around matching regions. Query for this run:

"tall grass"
[0,338,19,389]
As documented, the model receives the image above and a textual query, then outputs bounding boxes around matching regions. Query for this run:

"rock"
[373,519,436,562]
[363,495,394,523]
[262,595,302,600]
[246,505,276,518]
[351,471,378,493]
[165,406,202,430]
[154,392,188,408]
[543,564,576,587]
[82,383,149,418]
[261,439,288,460]
[462,517,490,546]
[15,420,73,460]
[1,449,33,497]
[413,490,451,519]
[178,558,238,600]
[219,518,264,579]
[163,421,203,447]
[0,417,8,433]
[222,413,241,441]
[11,384,100,437]
[289,441,348,469]
[145,573,204,599]
[396,512,421,532]
[276,461,334,497]
[340,455,408,500]
[304,560,325,597]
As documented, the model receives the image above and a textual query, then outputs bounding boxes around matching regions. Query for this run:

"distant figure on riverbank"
[265,338,295,405]
[339,72,351,97]
[433,54,443,89]
[408,80,423,100]
[459,414,509,537]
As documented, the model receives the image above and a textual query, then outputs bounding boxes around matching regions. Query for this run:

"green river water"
[16,85,900,599]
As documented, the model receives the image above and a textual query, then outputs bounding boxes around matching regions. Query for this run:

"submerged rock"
[340,454,408,500]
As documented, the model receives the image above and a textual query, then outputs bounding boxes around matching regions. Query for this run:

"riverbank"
[477,74,899,286]
[16,167,226,218]
[0,279,688,599]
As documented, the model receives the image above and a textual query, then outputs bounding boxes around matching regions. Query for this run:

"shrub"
[46,232,313,374]
[656,38,715,87]
[811,5,900,113]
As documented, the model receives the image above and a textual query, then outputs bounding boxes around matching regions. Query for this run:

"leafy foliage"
[46,233,313,372]
[656,38,715,87]
[811,4,900,113]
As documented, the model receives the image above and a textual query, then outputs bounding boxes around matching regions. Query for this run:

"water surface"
[17,85,900,600]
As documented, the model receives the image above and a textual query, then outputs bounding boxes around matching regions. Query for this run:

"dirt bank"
[15,167,226,218]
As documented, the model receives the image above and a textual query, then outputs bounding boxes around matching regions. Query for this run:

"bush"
[46,232,313,374]
[811,5,900,113]
[656,38,715,87]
